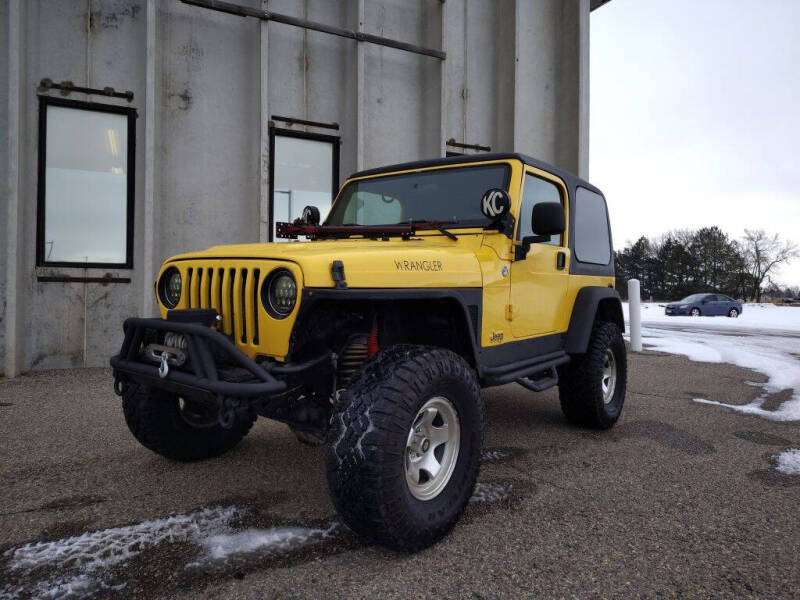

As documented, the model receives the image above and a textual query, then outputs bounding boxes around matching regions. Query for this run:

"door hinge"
[505,304,513,320]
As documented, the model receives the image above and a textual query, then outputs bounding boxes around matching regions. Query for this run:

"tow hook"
[158,353,170,379]
[218,397,240,429]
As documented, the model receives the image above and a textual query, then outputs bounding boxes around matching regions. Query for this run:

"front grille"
[184,266,261,346]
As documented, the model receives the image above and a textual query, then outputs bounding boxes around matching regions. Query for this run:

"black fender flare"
[291,287,482,367]
[564,287,624,355]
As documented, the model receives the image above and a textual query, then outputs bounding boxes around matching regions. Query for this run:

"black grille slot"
[186,268,193,306]
[196,268,204,307]
[206,268,213,308]
[217,269,224,316]
[227,268,236,336]
[240,269,248,344]
[252,269,260,345]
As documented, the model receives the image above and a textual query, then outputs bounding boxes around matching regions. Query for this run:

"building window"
[269,128,339,242]
[37,96,136,268]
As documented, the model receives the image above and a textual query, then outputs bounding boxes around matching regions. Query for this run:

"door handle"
[557,251,566,270]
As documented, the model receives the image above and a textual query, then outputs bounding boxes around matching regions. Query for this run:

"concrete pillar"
[578,0,590,179]
[439,0,448,157]
[4,0,24,377]
[259,0,270,242]
[355,0,365,170]
[142,0,157,316]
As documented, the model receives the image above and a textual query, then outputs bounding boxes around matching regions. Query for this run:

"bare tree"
[740,229,799,302]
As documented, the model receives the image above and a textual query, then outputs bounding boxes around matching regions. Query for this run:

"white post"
[628,279,642,352]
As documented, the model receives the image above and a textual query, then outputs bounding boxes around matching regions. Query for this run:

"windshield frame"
[324,161,512,230]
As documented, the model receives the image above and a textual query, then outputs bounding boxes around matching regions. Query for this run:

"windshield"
[680,294,706,303]
[325,164,510,227]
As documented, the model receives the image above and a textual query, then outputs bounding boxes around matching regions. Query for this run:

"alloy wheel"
[405,396,461,501]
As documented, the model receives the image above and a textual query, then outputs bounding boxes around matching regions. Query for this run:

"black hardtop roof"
[348,152,603,196]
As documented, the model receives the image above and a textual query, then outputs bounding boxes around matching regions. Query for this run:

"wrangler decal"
[394,260,443,272]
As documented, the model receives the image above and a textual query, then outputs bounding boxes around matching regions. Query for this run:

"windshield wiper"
[437,225,458,241]
[400,219,460,240]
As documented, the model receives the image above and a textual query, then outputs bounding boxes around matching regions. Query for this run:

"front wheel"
[690,307,701,317]
[728,307,739,318]
[325,345,484,551]
[122,384,256,461]
[558,321,627,429]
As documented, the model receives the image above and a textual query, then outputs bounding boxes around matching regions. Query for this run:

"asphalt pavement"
[1,350,799,599]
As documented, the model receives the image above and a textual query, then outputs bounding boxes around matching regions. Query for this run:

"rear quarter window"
[574,187,612,265]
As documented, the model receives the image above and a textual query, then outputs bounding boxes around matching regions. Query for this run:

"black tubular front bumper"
[110,317,288,398]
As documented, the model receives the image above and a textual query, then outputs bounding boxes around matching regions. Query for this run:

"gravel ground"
[1,351,799,599]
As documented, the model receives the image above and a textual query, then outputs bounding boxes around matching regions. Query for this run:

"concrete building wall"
[0,0,9,375]
[3,0,591,376]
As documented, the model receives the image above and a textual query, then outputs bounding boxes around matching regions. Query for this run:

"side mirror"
[300,205,320,226]
[531,202,565,237]
[516,202,565,260]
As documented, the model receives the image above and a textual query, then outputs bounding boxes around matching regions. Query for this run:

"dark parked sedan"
[665,293,743,317]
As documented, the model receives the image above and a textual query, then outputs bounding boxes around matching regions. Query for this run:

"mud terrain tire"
[122,383,255,461]
[558,321,627,429]
[325,345,484,551]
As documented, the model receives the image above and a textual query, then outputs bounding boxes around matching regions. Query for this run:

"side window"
[574,187,612,265]
[518,173,563,246]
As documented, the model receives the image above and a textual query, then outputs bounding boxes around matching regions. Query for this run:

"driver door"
[509,170,570,338]
[706,295,725,315]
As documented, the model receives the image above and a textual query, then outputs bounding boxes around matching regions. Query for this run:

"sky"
[590,0,800,286]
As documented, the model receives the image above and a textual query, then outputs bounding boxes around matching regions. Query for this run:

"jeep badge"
[480,188,510,219]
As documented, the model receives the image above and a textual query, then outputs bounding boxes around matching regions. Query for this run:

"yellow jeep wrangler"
[111,153,625,551]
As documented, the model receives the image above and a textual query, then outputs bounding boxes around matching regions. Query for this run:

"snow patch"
[631,323,800,421]
[2,506,237,599]
[481,449,510,462]
[775,448,800,475]
[197,523,338,562]
[693,396,800,422]
[470,482,513,504]
[1,506,337,600]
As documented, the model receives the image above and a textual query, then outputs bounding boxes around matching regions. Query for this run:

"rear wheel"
[728,307,739,318]
[122,384,255,461]
[558,321,627,429]
[325,345,484,551]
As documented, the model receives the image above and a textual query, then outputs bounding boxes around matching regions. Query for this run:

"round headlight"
[262,269,297,318]
[158,267,182,309]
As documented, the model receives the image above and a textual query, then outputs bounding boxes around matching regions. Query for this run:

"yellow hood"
[167,233,492,288]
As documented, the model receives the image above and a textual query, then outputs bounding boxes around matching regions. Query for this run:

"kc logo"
[480,189,510,219]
